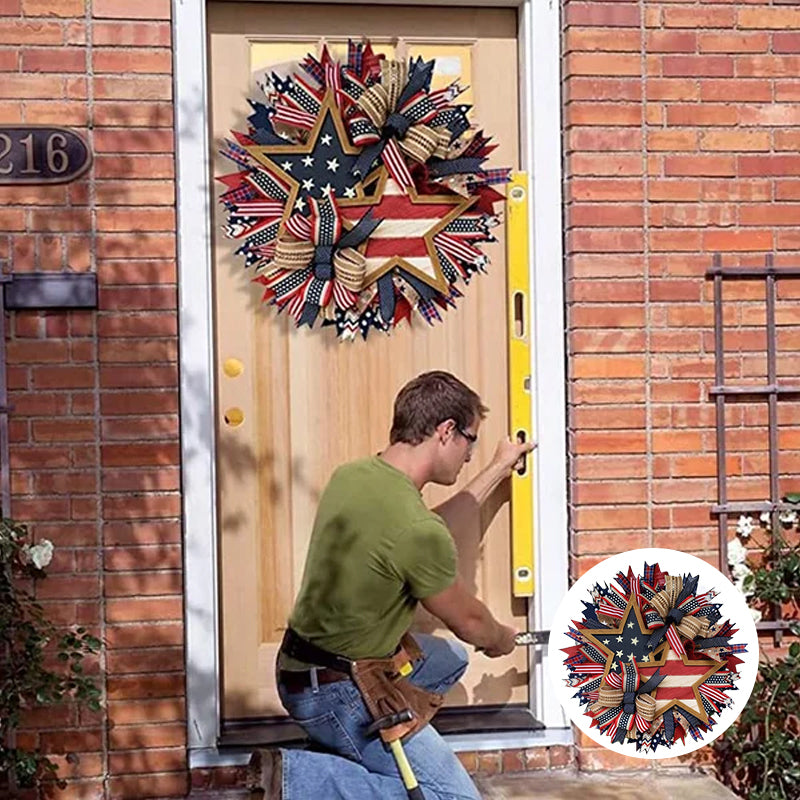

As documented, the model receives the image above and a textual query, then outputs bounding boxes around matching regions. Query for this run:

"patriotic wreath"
[562,561,748,754]
[218,40,509,340]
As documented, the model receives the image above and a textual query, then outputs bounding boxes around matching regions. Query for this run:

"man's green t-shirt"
[283,456,457,666]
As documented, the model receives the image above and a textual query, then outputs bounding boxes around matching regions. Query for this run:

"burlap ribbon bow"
[349,58,451,184]
[644,574,710,656]
[591,661,664,744]
[268,195,380,326]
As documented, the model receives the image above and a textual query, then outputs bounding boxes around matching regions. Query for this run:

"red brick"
[103,520,180,545]
[664,155,736,177]
[23,0,84,14]
[646,79,699,102]
[566,53,641,77]
[662,55,733,78]
[35,471,97,494]
[565,3,640,27]
[700,33,769,54]
[573,506,649,531]
[36,575,99,599]
[0,74,64,98]
[107,698,184,726]
[93,76,172,101]
[101,417,179,441]
[106,672,184,700]
[21,48,85,72]
[94,128,174,153]
[93,48,172,74]
[567,103,641,127]
[97,313,177,338]
[99,284,178,311]
[32,366,94,389]
[106,597,183,625]
[565,28,641,53]
[96,208,176,233]
[567,78,641,102]
[96,233,175,260]
[700,131,770,152]
[94,103,173,128]
[737,55,800,78]
[572,355,646,379]
[100,391,178,415]
[663,7,735,29]
[30,209,92,233]
[32,420,95,442]
[103,494,181,520]
[0,20,63,45]
[101,442,179,467]
[104,545,181,571]
[39,730,103,754]
[106,622,183,649]
[93,0,170,19]
[107,647,183,675]
[700,79,772,102]
[99,365,177,389]
[92,21,171,46]
[568,179,643,202]
[109,724,185,751]
[573,431,647,455]
[104,571,181,597]
[703,230,774,252]
[738,7,800,29]
[107,773,188,800]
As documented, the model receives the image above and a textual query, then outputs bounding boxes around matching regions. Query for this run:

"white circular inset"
[547,548,759,759]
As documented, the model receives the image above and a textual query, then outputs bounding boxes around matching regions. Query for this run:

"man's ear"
[435,419,454,443]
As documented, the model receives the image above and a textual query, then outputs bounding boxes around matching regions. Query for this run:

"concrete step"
[475,770,739,800]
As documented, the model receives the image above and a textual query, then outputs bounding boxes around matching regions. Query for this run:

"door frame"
[174,0,569,765]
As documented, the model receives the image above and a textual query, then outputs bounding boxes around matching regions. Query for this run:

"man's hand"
[482,624,518,658]
[490,437,536,477]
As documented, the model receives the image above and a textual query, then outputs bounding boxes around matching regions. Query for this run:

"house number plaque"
[0,126,92,185]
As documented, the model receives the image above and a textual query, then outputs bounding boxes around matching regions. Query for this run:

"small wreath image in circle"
[548,548,759,758]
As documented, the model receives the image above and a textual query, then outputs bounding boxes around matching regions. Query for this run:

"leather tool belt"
[281,628,444,743]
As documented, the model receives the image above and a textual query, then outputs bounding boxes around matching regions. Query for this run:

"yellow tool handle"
[507,172,534,597]
[389,738,419,790]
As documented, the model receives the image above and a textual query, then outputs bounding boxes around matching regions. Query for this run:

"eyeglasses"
[456,426,478,447]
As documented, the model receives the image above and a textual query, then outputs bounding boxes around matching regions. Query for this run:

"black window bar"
[708,252,800,647]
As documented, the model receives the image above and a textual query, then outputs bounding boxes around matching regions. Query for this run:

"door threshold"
[212,706,549,762]
[193,722,571,769]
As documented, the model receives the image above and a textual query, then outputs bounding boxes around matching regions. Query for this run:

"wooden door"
[208,1,525,720]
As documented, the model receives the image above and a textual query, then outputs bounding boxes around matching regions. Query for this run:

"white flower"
[733,574,754,598]
[731,562,752,581]
[727,537,747,566]
[759,510,771,525]
[25,539,54,570]
[750,607,763,624]
[736,515,755,538]
[779,509,798,527]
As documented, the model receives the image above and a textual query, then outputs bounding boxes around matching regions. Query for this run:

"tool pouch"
[351,633,444,743]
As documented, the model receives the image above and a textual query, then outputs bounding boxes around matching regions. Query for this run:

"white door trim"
[173,0,568,762]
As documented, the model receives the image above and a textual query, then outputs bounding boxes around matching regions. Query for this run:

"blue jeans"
[277,634,480,800]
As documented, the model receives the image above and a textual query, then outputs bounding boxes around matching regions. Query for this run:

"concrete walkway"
[201,769,740,799]
[474,770,739,799]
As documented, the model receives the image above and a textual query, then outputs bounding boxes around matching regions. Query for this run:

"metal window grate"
[707,253,800,646]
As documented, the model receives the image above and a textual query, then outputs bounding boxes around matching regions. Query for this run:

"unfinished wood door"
[208,1,525,720]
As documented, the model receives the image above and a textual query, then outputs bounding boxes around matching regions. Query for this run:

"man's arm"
[432,438,534,548]
[421,577,517,658]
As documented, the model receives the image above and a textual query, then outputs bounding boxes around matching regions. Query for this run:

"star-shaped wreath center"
[244,91,370,226]
[338,167,477,294]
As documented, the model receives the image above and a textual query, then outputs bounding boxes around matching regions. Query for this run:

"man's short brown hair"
[390,371,489,445]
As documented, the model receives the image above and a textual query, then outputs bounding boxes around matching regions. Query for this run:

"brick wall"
[2,1,184,798]
[565,0,800,772]
[4,0,800,795]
